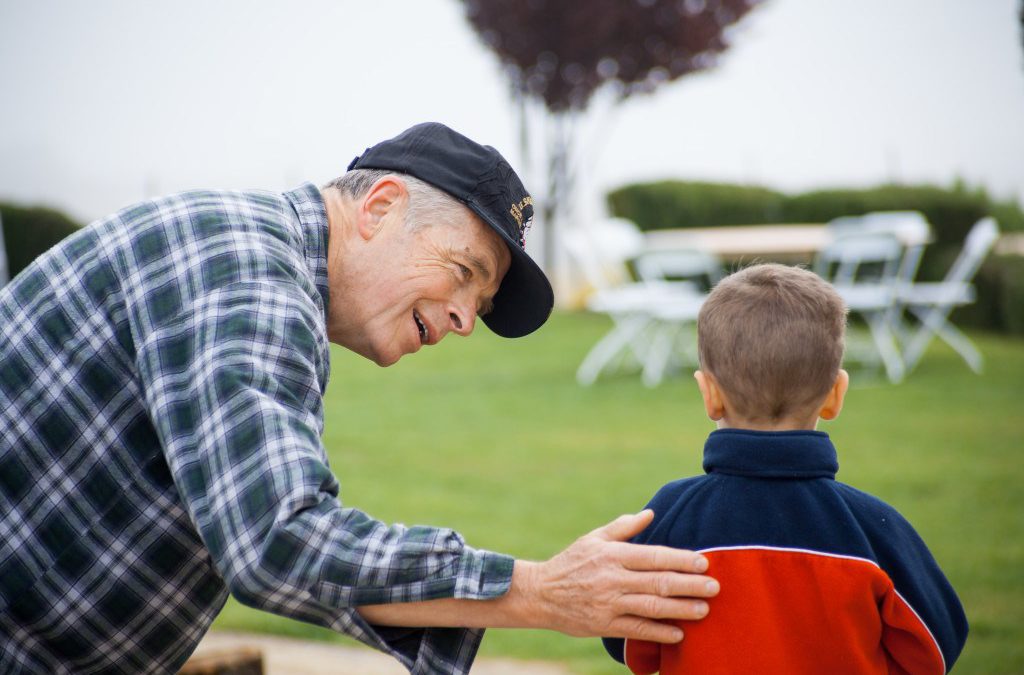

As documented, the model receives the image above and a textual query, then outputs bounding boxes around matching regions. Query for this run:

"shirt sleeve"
[135,279,513,674]
[862,502,968,673]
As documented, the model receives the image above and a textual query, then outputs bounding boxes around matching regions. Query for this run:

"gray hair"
[324,169,471,231]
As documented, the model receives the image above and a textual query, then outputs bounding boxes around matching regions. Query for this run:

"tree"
[0,204,81,281]
[459,0,764,276]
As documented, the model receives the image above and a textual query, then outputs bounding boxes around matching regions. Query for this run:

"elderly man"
[0,123,717,674]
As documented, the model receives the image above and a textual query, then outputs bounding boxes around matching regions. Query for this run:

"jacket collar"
[703,428,838,479]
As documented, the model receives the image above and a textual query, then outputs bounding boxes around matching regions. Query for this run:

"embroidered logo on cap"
[510,195,534,247]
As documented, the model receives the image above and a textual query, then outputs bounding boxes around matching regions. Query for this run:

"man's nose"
[447,302,476,337]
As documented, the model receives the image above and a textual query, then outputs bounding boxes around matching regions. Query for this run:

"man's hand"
[511,510,718,643]
[356,510,718,643]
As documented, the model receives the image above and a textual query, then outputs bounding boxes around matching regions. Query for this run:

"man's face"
[333,206,512,366]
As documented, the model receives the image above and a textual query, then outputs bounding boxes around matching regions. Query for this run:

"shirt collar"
[284,182,330,317]
[702,429,839,479]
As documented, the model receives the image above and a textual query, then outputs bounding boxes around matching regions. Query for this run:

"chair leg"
[640,319,700,388]
[672,322,700,371]
[865,312,905,383]
[887,304,913,346]
[577,314,651,385]
[904,306,983,374]
[902,313,934,375]
[934,319,983,373]
[641,320,675,388]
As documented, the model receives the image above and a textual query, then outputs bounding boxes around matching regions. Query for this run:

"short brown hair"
[697,263,847,421]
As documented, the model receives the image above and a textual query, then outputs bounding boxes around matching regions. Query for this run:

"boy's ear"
[818,369,849,421]
[694,370,726,422]
[357,177,407,241]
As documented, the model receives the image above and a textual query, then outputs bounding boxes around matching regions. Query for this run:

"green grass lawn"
[213,311,1024,674]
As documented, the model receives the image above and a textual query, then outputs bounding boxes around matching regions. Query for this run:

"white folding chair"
[633,248,723,387]
[633,248,724,289]
[564,220,708,386]
[826,211,934,343]
[830,211,930,284]
[898,217,1000,374]
[815,230,907,382]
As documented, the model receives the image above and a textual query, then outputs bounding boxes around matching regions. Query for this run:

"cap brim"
[465,203,553,338]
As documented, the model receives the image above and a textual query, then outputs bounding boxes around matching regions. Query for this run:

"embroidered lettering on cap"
[509,195,534,228]
[509,196,534,248]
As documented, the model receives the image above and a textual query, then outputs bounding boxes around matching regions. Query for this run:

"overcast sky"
[1,0,1022,224]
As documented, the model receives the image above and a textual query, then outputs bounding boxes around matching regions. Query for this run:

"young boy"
[603,264,968,674]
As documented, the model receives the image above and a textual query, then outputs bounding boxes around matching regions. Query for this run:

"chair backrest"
[826,211,932,285]
[830,210,929,237]
[943,217,1000,285]
[633,248,723,292]
[814,230,904,286]
[561,218,646,292]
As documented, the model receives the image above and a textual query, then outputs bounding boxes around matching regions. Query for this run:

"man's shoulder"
[107,187,305,270]
[95,187,323,323]
[116,187,289,227]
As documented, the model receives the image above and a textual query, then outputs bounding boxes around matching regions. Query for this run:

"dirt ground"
[190,631,574,675]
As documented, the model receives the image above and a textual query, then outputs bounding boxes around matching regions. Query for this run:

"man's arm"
[135,278,514,672]
[358,510,719,644]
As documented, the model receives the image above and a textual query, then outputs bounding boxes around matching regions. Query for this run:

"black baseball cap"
[347,122,554,338]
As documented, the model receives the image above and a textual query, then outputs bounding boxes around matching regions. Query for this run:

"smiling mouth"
[413,310,429,344]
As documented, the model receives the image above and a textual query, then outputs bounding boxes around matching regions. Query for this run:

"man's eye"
[457,263,472,280]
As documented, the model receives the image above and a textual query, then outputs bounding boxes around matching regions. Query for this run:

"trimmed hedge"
[608,181,1024,240]
[782,184,1021,248]
[963,254,1024,336]
[1,204,82,280]
[607,181,788,230]
[607,180,1024,335]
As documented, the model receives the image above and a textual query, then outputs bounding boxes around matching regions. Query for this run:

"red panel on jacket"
[624,547,945,675]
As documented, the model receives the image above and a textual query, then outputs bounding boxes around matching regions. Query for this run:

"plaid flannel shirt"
[0,183,515,674]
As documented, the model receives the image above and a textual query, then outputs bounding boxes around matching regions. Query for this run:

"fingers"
[604,593,717,643]
[616,593,711,622]
[613,569,720,599]
[595,510,655,542]
[605,616,686,644]
[615,541,710,574]
[594,514,712,576]
[531,517,720,641]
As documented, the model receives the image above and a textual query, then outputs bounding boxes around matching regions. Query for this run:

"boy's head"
[696,263,849,429]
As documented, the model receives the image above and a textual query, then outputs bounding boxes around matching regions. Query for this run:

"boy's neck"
[693,369,845,434]
[715,415,819,432]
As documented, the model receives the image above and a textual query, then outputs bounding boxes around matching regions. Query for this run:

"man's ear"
[818,369,849,421]
[357,176,407,241]
[694,370,726,421]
